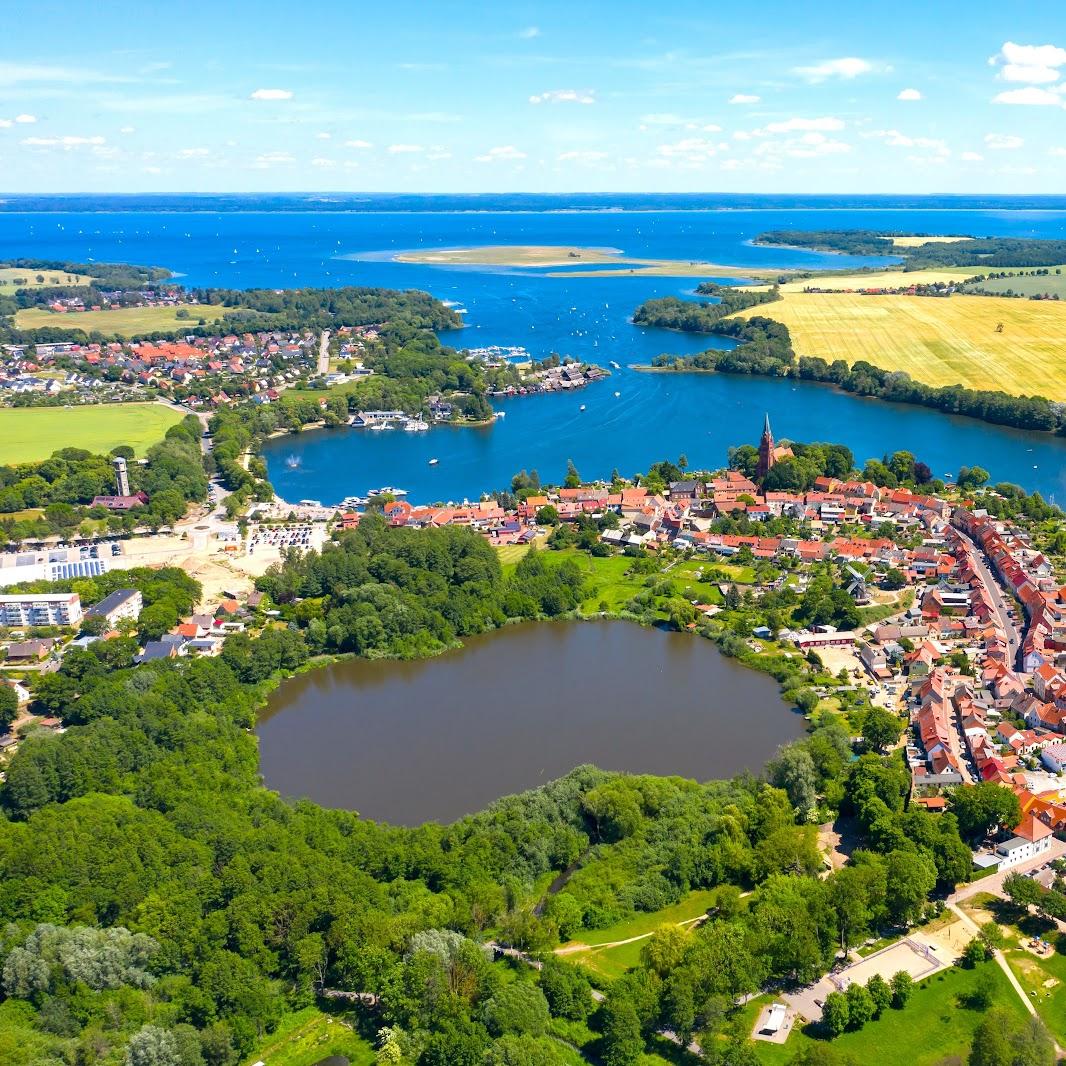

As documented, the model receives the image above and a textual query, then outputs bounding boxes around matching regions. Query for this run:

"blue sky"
[1,0,1065,193]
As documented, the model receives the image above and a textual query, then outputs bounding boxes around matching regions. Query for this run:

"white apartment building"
[0,592,83,628]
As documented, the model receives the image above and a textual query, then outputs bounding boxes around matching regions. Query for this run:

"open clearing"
[780,266,988,291]
[0,266,94,290]
[739,962,1027,1066]
[15,303,226,337]
[887,234,974,247]
[733,291,1066,400]
[395,244,789,280]
[967,271,1066,299]
[246,1005,374,1066]
[0,403,183,463]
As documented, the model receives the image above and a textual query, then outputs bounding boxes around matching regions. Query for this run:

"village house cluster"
[0,328,323,407]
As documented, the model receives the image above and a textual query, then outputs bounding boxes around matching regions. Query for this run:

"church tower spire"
[756,413,775,480]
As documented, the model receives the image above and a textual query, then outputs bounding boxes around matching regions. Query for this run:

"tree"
[484,1035,567,1066]
[866,974,892,1017]
[601,996,643,1066]
[539,958,591,1021]
[859,707,903,754]
[844,983,874,1029]
[483,983,551,1037]
[969,1008,1055,1066]
[0,683,18,730]
[1003,871,1043,910]
[125,1026,181,1066]
[884,850,937,926]
[821,990,849,1036]
[964,936,991,968]
[951,783,1022,841]
[890,970,913,1008]
[979,921,1006,954]
[767,743,819,821]
[564,459,581,489]
[640,925,689,978]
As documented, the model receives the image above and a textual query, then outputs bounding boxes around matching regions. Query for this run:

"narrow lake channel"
[255,620,803,824]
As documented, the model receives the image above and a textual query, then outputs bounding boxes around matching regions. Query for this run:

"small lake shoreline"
[255,616,803,825]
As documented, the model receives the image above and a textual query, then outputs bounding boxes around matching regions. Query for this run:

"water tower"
[113,456,131,496]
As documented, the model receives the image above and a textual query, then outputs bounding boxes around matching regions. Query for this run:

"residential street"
[954,525,1022,670]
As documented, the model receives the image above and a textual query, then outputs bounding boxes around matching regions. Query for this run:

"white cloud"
[754,132,851,159]
[0,62,133,87]
[387,143,423,153]
[1049,146,1066,157]
[142,166,163,175]
[475,144,527,162]
[639,113,721,132]
[794,57,873,82]
[14,113,36,123]
[557,150,609,164]
[993,86,1065,107]
[729,94,760,104]
[519,26,540,39]
[961,151,984,161]
[311,157,336,168]
[426,148,452,161]
[655,137,730,164]
[345,139,373,149]
[897,88,922,101]
[315,132,332,140]
[177,147,209,158]
[249,88,293,101]
[119,126,135,134]
[992,42,1066,84]
[984,132,1024,149]
[529,89,595,105]
[22,134,105,148]
[867,129,949,156]
[0,119,10,128]
[251,150,295,168]
[745,116,844,137]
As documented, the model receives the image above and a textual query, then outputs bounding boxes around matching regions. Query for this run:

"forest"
[754,231,1066,270]
[0,504,1029,1065]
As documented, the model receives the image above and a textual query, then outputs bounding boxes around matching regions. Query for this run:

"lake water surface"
[3,195,1066,502]
[255,620,802,824]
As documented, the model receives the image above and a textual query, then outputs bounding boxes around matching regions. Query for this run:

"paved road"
[953,525,1022,670]
[950,838,1066,905]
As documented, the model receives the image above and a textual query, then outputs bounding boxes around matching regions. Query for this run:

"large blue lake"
[2,193,1066,503]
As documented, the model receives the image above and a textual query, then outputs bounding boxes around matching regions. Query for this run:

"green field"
[735,962,1028,1066]
[0,403,184,463]
[245,1006,374,1066]
[0,266,93,290]
[966,271,1066,299]
[15,303,226,337]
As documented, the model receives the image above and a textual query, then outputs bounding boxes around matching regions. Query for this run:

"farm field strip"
[734,292,1066,400]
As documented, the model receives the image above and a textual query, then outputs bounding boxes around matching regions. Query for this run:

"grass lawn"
[245,1005,375,1066]
[567,889,720,948]
[15,303,226,337]
[0,403,184,463]
[0,266,93,290]
[732,962,1027,1066]
[734,291,1066,400]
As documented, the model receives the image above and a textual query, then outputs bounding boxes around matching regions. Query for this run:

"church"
[756,414,793,480]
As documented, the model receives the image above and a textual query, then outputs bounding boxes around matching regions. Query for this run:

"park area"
[0,266,94,290]
[736,289,1066,400]
[14,303,226,337]
[0,403,184,463]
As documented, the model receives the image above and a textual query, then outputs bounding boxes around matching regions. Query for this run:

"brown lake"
[255,620,803,825]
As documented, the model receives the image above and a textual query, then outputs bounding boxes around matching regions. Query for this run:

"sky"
[1,0,1065,194]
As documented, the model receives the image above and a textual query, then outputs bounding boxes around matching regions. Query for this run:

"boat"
[404,419,430,432]
[428,458,439,466]
[368,422,389,431]
[285,455,301,469]
[614,391,621,398]
[609,360,621,369]
[579,404,586,411]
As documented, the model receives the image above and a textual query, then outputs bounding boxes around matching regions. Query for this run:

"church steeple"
[756,413,775,480]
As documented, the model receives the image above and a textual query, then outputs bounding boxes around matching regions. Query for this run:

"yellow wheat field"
[733,292,1066,400]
